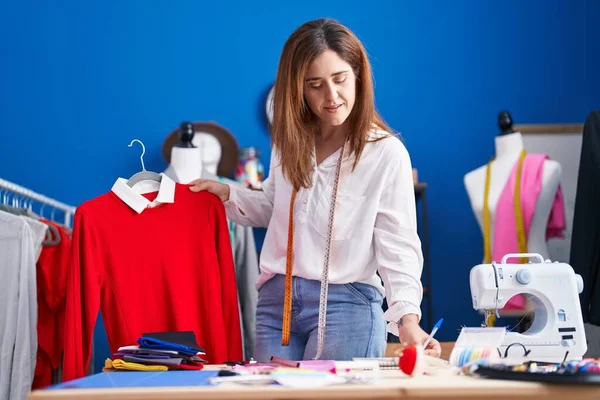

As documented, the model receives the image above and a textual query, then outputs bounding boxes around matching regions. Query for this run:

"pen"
[423,318,443,348]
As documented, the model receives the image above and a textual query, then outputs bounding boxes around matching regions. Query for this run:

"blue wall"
[1,0,599,369]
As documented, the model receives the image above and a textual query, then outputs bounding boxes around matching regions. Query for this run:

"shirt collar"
[163,164,177,181]
[111,173,176,214]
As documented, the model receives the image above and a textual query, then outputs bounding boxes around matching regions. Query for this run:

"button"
[516,268,532,285]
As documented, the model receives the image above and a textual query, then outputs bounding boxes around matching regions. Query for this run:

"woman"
[190,18,441,361]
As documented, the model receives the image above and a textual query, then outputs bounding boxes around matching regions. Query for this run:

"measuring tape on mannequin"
[281,141,347,360]
[482,149,528,327]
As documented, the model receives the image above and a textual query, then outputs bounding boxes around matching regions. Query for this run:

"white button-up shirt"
[225,131,423,335]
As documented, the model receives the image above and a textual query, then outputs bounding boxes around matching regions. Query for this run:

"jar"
[235,147,264,189]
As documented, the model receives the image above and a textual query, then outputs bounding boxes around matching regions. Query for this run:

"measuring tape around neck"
[281,142,347,359]
[482,149,527,326]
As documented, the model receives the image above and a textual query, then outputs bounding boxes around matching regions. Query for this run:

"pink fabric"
[493,153,566,310]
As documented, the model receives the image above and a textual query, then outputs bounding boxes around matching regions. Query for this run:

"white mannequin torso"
[168,133,223,183]
[464,132,562,261]
[170,146,203,183]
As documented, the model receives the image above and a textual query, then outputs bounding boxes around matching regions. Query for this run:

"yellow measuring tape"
[483,149,527,327]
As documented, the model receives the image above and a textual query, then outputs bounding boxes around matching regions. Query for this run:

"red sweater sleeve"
[62,208,102,381]
[210,194,243,361]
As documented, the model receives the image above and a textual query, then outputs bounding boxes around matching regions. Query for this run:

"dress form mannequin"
[464,111,562,262]
[170,122,204,183]
[193,133,222,176]
[166,123,224,182]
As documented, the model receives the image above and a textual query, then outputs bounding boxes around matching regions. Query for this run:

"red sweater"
[33,221,71,389]
[62,184,242,381]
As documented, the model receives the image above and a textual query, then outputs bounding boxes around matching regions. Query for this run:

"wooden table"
[27,372,600,400]
[28,342,600,400]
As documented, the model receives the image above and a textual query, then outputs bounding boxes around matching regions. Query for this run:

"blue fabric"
[254,274,386,362]
[50,371,219,389]
[137,337,200,357]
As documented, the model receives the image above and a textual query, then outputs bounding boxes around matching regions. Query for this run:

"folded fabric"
[123,355,183,367]
[142,331,204,353]
[189,355,209,364]
[118,345,179,355]
[104,358,168,371]
[114,352,171,359]
[138,336,202,356]
[176,363,205,370]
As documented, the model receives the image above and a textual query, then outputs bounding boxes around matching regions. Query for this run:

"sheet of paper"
[270,372,347,388]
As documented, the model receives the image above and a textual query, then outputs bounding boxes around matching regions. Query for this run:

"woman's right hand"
[188,179,230,202]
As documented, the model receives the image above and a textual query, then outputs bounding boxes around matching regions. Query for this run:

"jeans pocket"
[343,282,376,304]
[257,275,283,308]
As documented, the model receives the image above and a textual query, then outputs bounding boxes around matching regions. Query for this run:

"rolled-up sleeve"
[374,142,424,337]
[224,150,276,228]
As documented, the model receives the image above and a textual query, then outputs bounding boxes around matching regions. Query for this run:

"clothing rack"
[0,177,76,227]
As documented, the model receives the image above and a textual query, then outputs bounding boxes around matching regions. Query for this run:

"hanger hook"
[128,139,147,171]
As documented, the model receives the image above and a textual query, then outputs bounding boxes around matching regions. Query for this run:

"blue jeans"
[254,274,386,362]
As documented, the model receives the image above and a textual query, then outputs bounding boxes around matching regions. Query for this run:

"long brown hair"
[271,18,392,191]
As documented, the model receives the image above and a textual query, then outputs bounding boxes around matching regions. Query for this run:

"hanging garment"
[0,211,45,400]
[211,172,259,361]
[21,216,49,261]
[570,110,600,326]
[484,151,566,311]
[32,220,71,389]
[164,165,259,360]
[62,175,242,381]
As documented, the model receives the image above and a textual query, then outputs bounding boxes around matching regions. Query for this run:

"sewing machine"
[470,253,587,363]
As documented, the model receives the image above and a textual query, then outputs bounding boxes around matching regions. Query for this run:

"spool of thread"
[449,347,500,368]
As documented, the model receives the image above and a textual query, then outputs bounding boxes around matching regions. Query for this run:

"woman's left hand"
[397,315,442,357]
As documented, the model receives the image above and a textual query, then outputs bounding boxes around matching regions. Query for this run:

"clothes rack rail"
[0,177,76,227]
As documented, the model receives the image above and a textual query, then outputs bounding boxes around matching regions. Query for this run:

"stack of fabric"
[104,336,208,372]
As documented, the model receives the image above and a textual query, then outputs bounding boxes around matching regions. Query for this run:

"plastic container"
[235,147,264,189]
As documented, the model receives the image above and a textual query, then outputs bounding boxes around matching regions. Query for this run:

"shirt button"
[303,199,308,204]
